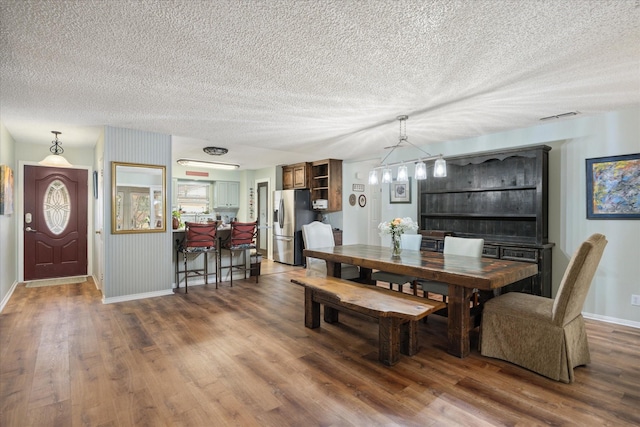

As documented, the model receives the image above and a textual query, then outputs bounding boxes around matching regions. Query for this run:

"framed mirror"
[112,162,166,234]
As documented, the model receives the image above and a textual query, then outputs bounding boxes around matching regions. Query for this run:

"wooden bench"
[291,273,446,366]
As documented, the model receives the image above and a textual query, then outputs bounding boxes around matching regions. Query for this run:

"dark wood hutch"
[418,145,554,297]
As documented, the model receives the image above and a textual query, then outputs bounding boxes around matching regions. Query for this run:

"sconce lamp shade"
[396,165,408,182]
[381,167,393,184]
[434,156,447,177]
[368,170,379,185]
[414,161,427,180]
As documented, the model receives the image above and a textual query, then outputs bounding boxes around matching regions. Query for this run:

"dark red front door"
[24,165,88,280]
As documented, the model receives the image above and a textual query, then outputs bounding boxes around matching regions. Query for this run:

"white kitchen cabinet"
[214,181,240,208]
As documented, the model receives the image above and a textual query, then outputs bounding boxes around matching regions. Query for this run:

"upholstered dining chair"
[371,233,423,292]
[416,236,485,301]
[175,221,219,293]
[224,221,258,286]
[301,221,360,280]
[480,233,607,383]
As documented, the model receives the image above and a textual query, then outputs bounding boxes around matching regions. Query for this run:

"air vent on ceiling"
[539,111,579,121]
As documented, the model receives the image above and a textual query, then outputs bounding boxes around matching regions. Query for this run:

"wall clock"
[358,194,366,207]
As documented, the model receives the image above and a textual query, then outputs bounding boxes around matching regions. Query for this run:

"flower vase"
[391,232,402,257]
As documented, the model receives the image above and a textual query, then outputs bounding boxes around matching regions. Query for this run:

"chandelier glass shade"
[368,116,446,185]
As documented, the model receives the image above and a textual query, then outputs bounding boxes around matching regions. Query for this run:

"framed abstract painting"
[586,153,640,219]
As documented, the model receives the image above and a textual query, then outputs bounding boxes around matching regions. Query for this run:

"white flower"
[378,217,418,236]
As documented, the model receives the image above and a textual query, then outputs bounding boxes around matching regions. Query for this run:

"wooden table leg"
[305,288,320,329]
[324,306,339,324]
[359,267,374,285]
[379,317,401,366]
[447,284,474,358]
[326,260,341,278]
[400,320,419,356]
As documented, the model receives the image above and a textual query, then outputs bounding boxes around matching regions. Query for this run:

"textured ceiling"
[1,0,639,170]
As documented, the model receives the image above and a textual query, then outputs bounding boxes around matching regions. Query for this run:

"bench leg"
[305,288,320,329]
[378,317,401,366]
[324,306,339,324]
[400,320,419,356]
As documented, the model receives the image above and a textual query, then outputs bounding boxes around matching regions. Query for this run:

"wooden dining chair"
[175,221,219,293]
[480,233,607,382]
[371,233,423,292]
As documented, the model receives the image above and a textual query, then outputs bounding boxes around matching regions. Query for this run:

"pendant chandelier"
[368,115,446,185]
[39,131,73,167]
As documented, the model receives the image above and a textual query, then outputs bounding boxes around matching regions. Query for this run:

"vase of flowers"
[378,217,418,257]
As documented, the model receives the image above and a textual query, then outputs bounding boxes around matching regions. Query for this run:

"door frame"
[255,177,271,260]
[17,160,94,282]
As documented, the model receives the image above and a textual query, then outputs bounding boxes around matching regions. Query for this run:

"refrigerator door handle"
[275,236,293,242]
[278,198,285,228]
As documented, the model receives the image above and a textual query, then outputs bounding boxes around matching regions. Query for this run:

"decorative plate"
[349,194,356,206]
[358,194,366,207]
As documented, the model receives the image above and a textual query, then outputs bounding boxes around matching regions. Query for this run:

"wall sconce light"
[368,115,446,185]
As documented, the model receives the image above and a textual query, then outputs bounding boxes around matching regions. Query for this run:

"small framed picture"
[586,153,640,219]
[390,178,411,204]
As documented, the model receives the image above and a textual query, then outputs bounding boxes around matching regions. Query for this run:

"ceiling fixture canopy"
[39,131,73,167]
[203,146,229,156]
[177,158,239,170]
[368,115,446,185]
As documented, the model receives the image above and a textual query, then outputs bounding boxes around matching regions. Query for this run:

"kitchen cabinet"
[214,181,240,209]
[311,159,342,212]
[283,162,310,189]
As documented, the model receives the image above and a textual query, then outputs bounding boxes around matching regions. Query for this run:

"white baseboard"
[583,312,640,329]
[103,288,174,304]
[0,280,19,313]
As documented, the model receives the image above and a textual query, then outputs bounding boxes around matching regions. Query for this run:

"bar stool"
[175,221,219,293]
[223,221,257,287]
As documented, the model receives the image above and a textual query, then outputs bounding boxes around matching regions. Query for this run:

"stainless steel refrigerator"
[273,189,315,265]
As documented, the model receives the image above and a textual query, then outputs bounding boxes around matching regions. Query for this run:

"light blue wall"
[102,126,173,301]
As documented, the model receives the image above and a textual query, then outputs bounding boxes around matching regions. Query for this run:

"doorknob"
[95,230,102,235]
[25,226,37,232]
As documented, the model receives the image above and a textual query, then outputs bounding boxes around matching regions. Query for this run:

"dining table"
[303,244,539,358]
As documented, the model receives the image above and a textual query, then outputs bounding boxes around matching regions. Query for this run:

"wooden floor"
[1,261,639,426]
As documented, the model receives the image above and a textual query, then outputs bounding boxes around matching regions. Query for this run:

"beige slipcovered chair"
[301,221,360,280]
[480,233,607,383]
[371,233,422,291]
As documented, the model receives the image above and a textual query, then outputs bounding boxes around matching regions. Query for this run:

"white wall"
[345,107,640,326]
[0,122,17,311]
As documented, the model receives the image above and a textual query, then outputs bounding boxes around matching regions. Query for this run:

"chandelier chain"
[50,131,64,155]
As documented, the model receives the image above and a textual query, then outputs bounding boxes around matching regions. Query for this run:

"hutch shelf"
[418,145,554,297]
